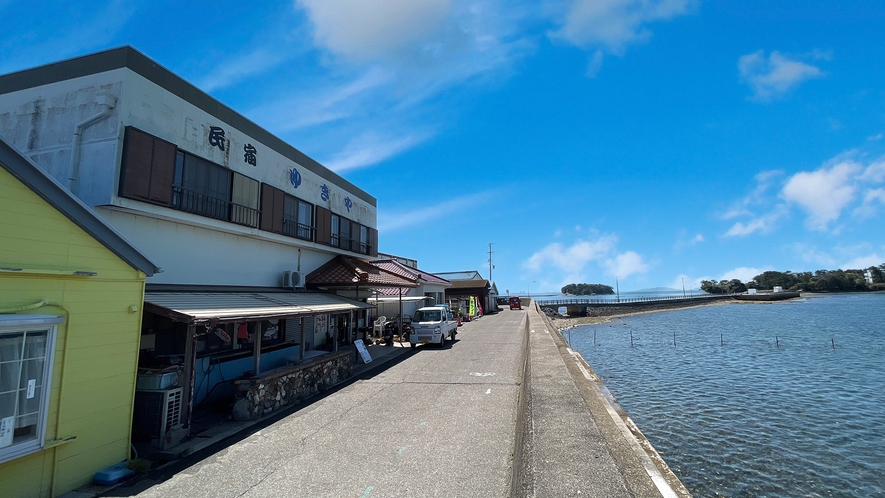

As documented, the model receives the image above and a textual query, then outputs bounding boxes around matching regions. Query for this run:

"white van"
[410,306,458,348]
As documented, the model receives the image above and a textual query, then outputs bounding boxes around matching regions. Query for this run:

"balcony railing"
[283,219,314,241]
[172,186,259,228]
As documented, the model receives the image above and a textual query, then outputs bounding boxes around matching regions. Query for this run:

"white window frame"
[0,314,61,464]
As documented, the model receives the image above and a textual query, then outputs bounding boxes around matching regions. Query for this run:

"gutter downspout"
[69,94,117,196]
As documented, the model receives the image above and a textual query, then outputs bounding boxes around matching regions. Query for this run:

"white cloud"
[738,50,825,102]
[842,254,885,270]
[549,0,696,72]
[720,267,764,282]
[604,250,650,278]
[792,244,838,268]
[280,0,537,169]
[524,235,618,273]
[781,160,861,230]
[297,0,453,63]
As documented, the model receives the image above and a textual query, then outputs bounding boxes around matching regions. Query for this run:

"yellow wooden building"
[0,136,161,496]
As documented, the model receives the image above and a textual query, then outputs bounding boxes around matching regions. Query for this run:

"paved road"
[130,311,528,498]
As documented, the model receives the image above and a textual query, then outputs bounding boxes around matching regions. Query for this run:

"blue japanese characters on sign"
[244,144,257,166]
[289,168,302,188]
[344,196,353,212]
[320,184,330,201]
[208,126,225,151]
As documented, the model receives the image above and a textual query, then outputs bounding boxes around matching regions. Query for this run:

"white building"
[0,47,410,439]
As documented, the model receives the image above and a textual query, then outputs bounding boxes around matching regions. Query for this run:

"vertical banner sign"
[315,315,328,336]
[469,296,476,317]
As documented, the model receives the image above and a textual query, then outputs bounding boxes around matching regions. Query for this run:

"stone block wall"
[232,352,353,420]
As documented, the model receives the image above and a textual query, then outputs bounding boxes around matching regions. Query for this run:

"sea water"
[569,293,885,497]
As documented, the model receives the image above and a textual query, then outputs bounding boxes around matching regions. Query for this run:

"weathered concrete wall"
[232,352,353,421]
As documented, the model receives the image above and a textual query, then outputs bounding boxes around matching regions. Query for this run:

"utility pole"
[487,242,495,283]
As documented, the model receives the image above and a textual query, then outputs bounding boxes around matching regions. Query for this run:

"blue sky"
[2,1,885,294]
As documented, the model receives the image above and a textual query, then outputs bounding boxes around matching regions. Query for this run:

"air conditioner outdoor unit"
[132,387,183,438]
[283,270,306,289]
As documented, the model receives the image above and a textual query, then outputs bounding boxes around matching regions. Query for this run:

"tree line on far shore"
[700,264,885,294]
[561,283,615,295]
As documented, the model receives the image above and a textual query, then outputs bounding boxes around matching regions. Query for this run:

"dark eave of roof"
[0,46,376,208]
[0,134,161,276]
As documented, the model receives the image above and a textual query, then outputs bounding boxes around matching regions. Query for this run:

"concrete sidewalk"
[517,301,689,497]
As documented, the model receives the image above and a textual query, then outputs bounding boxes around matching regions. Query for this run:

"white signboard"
[0,416,14,448]
[354,340,372,364]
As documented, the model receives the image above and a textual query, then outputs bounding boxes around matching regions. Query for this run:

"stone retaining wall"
[232,351,353,421]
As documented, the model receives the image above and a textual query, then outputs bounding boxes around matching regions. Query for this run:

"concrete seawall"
[517,300,692,497]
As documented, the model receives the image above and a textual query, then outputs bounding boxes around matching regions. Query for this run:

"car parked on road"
[410,306,458,348]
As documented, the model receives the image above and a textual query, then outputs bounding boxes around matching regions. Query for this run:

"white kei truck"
[409,306,458,348]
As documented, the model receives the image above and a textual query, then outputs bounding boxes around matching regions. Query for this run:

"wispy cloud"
[738,50,826,102]
[325,130,435,172]
[724,208,786,237]
[198,48,289,92]
[378,190,499,232]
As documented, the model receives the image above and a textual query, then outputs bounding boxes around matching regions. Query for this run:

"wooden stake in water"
[630,330,634,347]
[776,336,779,348]
[832,338,835,350]
[673,331,676,347]
[720,333,723,346]
[594,329,597,346]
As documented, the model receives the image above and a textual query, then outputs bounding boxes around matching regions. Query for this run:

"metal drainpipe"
[69,94,117,195]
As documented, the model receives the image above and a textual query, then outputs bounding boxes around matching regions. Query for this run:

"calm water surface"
[569,294,885,497]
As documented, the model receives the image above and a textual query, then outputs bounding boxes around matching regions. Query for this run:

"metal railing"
[283,219,314,241]
[172,185,260,228]
[538,294,724,306]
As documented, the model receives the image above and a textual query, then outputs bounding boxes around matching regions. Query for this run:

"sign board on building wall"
[314,315,327,336]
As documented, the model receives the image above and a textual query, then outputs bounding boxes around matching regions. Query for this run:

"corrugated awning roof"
[144,291,374,325]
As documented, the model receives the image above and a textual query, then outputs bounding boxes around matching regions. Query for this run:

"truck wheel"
[439,335,445,348]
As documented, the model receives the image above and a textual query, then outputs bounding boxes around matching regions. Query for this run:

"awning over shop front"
[144,291,374,325]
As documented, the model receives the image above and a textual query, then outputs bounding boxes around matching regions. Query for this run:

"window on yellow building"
[0,315,61,464]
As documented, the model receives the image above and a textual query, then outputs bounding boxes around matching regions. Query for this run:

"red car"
[509,296,522,310]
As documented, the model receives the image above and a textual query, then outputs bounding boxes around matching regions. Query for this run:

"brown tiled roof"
[307,256,417,288]
[373,260,451,286]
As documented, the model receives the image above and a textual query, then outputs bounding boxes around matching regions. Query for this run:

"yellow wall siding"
[0,168,148,496]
